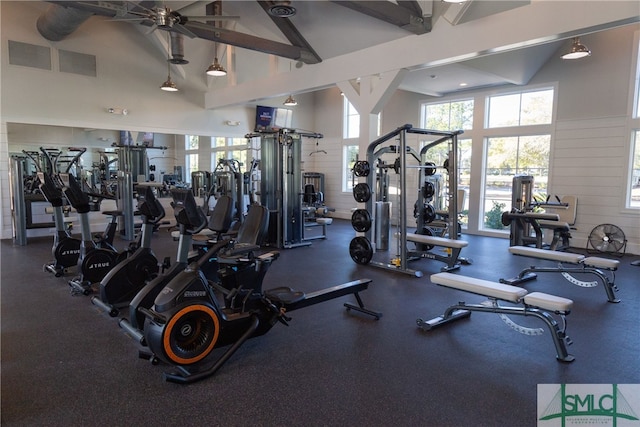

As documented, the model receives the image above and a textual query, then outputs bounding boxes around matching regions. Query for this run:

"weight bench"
[405,232,470,272]
[417,272,575,362]
[500,246,620,303]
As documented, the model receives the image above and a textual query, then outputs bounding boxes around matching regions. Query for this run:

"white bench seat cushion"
[509,246,585,264]
[524,292,573,312]
[431,272,528,303]
[582,257,619,270]
[405,233,468,249]
[316,217,333,225]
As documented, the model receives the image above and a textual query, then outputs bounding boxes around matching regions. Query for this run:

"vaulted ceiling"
[34,1,637,102]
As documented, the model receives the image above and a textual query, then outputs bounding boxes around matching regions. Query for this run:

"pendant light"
[160,33,178,91]
[561,37,591,60]
[205,1,227,77]
[206,57,227,76]
[283,95,298,106]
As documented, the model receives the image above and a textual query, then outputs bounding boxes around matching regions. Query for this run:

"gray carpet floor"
[2,220,639,426]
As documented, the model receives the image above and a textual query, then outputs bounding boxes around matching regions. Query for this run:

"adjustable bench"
[417,272,575,362]
[500,246,620,303]
[405,232,470,272]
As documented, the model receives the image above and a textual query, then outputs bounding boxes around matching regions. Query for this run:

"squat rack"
[357,124,463,276]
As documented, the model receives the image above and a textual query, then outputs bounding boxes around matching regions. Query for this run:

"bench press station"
[500,246,620,303]
[417,272,575,362]
[405,232,470,272]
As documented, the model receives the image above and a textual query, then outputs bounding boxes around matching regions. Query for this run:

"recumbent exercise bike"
[139,189,382,384]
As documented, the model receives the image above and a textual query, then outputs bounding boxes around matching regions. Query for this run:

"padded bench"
[417,272,575,362]
[503,246,620,303]
[403,232,470,272]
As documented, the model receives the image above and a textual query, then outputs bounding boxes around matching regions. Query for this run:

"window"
[487,89,553,128]
[420,138,472,227]
[627,35,640,209]
[211,137,248,170]
[185,135,199,184]
[482,135,551,229]
[343,97,360,139]
[421,99,474,130]
[629,131,640,208]
[343,145,359,192]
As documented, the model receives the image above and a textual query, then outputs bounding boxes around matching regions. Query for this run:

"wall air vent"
[8,40,51,70]
[59,49,97,77]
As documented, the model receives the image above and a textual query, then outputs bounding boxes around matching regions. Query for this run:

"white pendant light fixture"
[561,37,591,60]
[283,95,298,106]
[161,34,178,91]
[206,57,227,76]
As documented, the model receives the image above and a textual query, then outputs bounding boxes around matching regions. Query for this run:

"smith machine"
[247,129,323,249]
[349,124,468,277]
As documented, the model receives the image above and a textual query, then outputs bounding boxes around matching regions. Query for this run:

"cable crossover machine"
[349,124,471,277]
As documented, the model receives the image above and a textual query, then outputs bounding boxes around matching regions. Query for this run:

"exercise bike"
[91,185,166,317]
[119,190,232,343]
[60,173,124,295]
[141,196,382,384]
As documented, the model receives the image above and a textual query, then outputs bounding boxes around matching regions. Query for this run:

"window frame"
[624,30,640,210]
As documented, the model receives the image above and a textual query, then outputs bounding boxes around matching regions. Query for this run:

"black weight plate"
[423,204,436,223]
[422,181,435,199]
[353,161,371,177]
[349,236,373,265]
[351,209,372,232]
[353,183,371,203]
[425,162,436,176]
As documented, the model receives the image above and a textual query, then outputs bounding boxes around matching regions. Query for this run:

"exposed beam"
[257,1,323,64]
[184,21,318,63]
[330,0,431,35]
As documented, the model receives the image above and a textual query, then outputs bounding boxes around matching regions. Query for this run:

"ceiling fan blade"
[172,24,198,39]
[183,15,240,21]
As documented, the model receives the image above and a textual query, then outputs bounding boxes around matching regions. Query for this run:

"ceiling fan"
[113,2,239,39]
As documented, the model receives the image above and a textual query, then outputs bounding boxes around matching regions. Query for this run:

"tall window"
[420,99,474,226]
[481,87,554,231]
[185,135,199,184]
[421,99,474,130]
[343,97,360,139]
[483,135,551,229]
[629,131,640,208]
[486,89,553,128]
[343,144,359,192]
[211,137,248,170]
[627,35,640,209]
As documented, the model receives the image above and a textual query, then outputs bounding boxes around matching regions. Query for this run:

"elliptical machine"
[91,185,166,317]
[60,173,119,295]
[37,170,81,276]
[141,194,382,384]
[23,147,84,277]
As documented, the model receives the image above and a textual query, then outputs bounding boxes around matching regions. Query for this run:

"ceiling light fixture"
[161,34,178,91]
[442,0,468,3]
[206,57,227,76]
[205,2,228,77]
[160,61,178,91]
[561,37,591,60]
[283,95,298,106]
